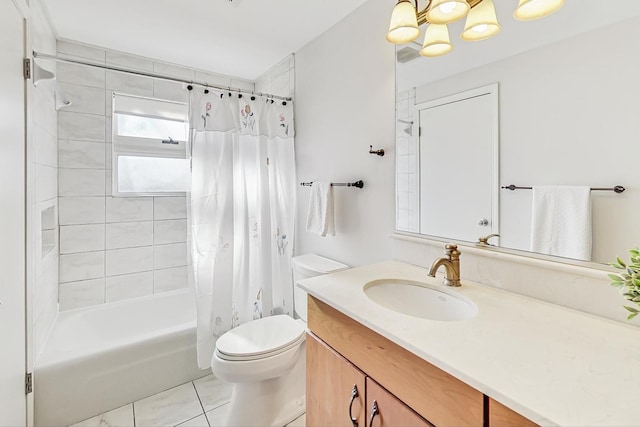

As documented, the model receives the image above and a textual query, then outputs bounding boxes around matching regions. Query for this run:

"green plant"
[609,248,640,320]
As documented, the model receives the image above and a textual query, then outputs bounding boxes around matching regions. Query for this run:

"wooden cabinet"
[306,332,430,427]
[306,296,539,427]
[366,378,433,427]
[488,398,538,427]
[306,333,365,427]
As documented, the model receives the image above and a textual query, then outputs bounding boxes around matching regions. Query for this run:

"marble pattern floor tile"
[70,404,134,427]
[68,378,304,427]
[193,374,233,412]
[176,413,210,427]
[286,413,306,427]
[204,403,231,427]
[133,383,203,427]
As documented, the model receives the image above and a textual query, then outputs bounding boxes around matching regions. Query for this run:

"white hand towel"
[530,186,592,261]
[306,181,335,236]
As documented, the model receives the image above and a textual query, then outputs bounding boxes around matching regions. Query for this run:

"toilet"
[211,254,348,426]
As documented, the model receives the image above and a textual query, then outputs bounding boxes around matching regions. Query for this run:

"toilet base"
[222,342,306,426]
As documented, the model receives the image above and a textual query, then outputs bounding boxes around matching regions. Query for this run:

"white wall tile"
[106,51,154,71]
[106,197,153,222]
[106,90,113,116]
[153,62,195,80]
[34,125,58,167]
[231,79,255,92]
[105,271,153,302]
[153,79,189,103]
[33,261,58,322]
[60,251,105,283]
[194,71,231,88]
[33,298,57,360]
[59,278,106,311]
[60,224,105,254]
[59,140,106,169]
[57,82,106,115]
[57,40,106,62]
[35,164,57,202]
[57,62,106,88]
[105,143,113,170]
[58,111,106,142]
[105,170,113,196]
[154,196,187,220]
[106,70,154,97]
[106,221,153,249]
[154,220,187,245]
[59,168,106,196]
[105,116,112,143]
[154,266,188,293]
[59,197,105,225]
[154,243,188,269]
[106,246,154,276]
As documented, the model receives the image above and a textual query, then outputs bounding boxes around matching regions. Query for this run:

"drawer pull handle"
[348,384,359,427]
[368,400,379,427]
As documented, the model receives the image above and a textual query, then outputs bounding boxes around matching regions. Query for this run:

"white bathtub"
[35,290,207,427]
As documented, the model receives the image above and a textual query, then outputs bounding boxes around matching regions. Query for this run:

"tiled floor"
[69,374,306,427]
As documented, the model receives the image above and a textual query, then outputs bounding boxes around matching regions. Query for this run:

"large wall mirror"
[395,0,640,264]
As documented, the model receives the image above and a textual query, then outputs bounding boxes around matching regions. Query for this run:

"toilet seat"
[215,315,305,362]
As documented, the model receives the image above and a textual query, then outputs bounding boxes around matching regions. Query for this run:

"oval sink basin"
[364,279,478,321]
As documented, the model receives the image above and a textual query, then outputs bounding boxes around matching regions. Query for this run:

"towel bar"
[300,180,364,189]
[501,185,625,193]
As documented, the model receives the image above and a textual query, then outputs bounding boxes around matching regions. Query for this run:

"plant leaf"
[617,257,627,268]
[623,305,639,313]
[608,273,623,282]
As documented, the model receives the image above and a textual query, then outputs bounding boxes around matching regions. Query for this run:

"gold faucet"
[428,244,461,287]
[478,233,500,246]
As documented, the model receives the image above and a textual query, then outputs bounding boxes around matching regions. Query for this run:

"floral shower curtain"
[189,90,296,369]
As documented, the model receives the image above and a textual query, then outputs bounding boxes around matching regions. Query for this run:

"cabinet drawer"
[308,296,483,427]
[367,377,433,427]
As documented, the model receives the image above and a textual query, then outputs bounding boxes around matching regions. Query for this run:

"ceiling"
[43,0,371,81]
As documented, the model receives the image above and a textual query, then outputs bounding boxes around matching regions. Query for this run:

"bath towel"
[306,181,335,236]
[530,186,592,261]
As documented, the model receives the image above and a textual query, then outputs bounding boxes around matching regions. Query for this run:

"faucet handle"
[478,234,500,245]
[444,244,460,259]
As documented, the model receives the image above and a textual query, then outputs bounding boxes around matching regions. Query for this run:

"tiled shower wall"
[396,89,419,232]
[255,54,295,99]
[56,40,255,311]
[30,0,60,359]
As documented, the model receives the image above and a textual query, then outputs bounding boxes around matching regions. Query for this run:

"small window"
[112,93,190,196]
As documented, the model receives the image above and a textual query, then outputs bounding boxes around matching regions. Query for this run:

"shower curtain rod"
[32,51,293,102]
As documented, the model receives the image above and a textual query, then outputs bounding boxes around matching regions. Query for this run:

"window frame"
[111,92,190,197]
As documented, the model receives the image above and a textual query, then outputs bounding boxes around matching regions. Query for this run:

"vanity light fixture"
[387,0,565,57]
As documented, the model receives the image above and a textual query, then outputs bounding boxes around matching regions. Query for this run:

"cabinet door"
[488,398,538,427]
[366,378,433,427]
[306,332,366,427]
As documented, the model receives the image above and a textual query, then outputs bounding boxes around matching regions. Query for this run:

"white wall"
[55,40,255,310]
[29,0,60,361]
[294,0,396,267]
[293,0,635,325]
[412,17,640,263]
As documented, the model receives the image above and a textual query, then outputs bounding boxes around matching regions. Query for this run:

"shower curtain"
[189,90,296,369]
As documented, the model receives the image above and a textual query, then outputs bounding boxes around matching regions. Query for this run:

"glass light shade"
[514,0,565,21]
[386,0,421,44]
[426,0,470,24]
[420,24,453,57]
[461,0,501,41]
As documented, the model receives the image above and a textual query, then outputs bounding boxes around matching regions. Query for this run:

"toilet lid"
[216,315,305,359]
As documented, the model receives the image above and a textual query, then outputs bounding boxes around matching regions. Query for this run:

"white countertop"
[298,260,640,427]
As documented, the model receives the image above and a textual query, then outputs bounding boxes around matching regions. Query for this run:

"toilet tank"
[291,254,348,322]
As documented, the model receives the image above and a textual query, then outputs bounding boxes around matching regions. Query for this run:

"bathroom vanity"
[300,261,640,427]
